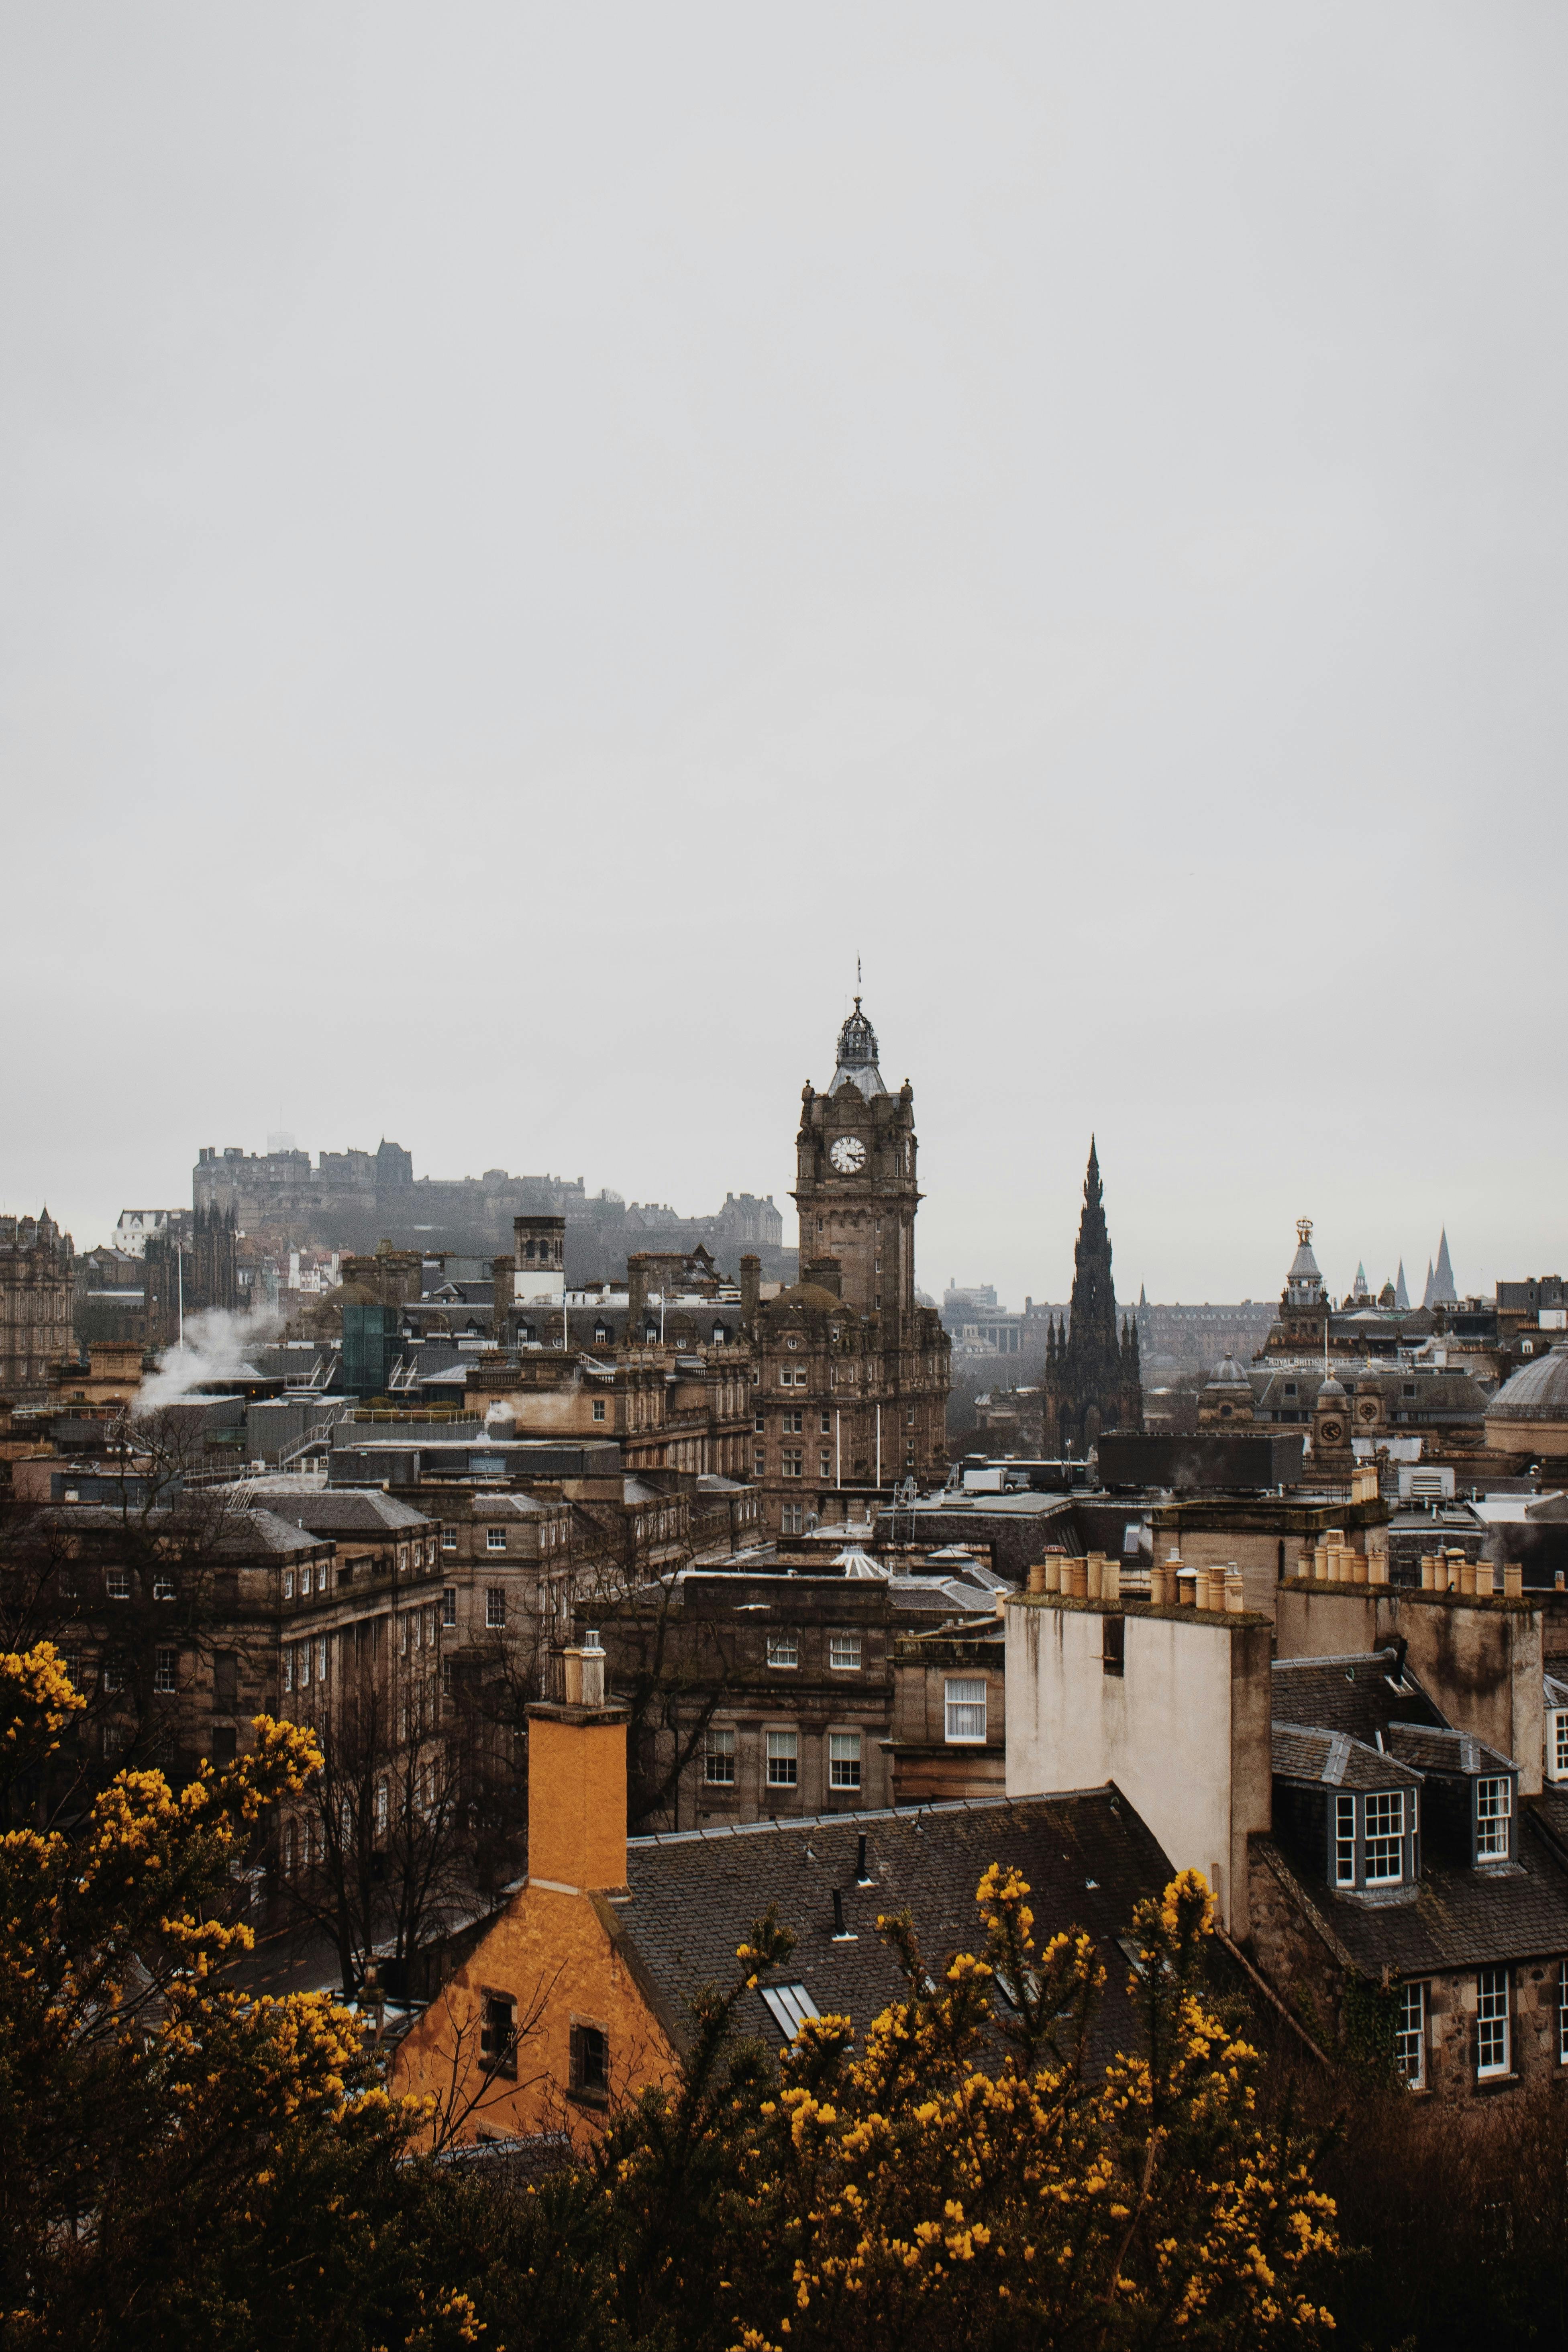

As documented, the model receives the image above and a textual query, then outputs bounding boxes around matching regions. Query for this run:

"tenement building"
[747,1000,950,1535]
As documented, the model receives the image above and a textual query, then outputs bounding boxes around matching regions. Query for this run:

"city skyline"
[4,7,1564,1308]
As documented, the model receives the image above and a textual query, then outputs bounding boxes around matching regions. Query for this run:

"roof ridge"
[625,1786,1121,1849]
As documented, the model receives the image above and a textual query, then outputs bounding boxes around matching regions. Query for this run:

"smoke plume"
[133,1306,280,1415]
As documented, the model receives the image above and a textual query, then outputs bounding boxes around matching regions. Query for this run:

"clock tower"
[792,998,920,1332]
[745,998,950,1538]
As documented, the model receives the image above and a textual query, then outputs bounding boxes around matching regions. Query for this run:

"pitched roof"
[1270,1653,1447,1746]
[1272,1724,1423,1792]
[1257,1824,1568,1977]
[1385,1722,1517,1777]
[245,1488,432,1534]
[612,1789,1172,2068]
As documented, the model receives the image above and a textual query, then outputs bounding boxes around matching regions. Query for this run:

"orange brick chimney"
[524,1650,629,1895]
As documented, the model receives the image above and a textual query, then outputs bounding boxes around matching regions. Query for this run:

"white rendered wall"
[1004,1601,1263,1931]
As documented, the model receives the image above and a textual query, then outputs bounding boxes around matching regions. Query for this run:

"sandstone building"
[0,1211,74,1401]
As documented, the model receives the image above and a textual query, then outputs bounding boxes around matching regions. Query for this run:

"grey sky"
[2,4,1564,1310]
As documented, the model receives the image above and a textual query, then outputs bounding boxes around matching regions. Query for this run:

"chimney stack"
[740,1253,761,1329]
[626,1254,651,1328]
[524,1649,628,1896]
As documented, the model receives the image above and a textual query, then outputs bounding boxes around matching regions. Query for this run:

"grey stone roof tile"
[615,1789,1173,2065]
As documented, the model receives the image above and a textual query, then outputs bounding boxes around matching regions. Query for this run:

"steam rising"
[133,1306,280,1416]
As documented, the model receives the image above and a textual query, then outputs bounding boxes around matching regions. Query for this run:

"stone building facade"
[0,1211,74,1400]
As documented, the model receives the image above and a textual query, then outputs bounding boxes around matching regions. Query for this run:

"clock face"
[1358,1401,1378,1422]
[1318,1418,1344,1445]
[829,1135,867,1174]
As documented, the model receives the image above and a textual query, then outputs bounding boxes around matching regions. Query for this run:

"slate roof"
[1272,1725,1423,1792]
[1257,1823,1568,1977]
[1270,1653,1447,1746]
[1385,1722,1516,1777]
[247,1489,432,1535]
[613,1789,1173,2067]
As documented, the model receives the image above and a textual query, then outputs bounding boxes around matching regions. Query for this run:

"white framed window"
[759,1980,820,2038]
[441,1526,457,1552]
[766,1729,798,1787]
[829,1630,862,1671]
[820,1412,832,1433]
[1559,1963,1568,2066]
[298,1643,310,1689]
[283,1648,294,1693]
[1552,1711,1568,1783]
[782,1503,803,1535]
[820,1450,832,1478]
[754,1449,766,1477]
[486,1587,506,1630]
[1476,1776,1512,1860]
[442,1587,457,1627]
[316,1637,326,1682]
[154,1646,177,1694]
[283,1569,295,1600]
[1335,1792,1356,1887]
[1396,1981,1426,2088]
[782,1450,803,1478]
[945,1676,987,1744]
[1364,1791,1405,1884]
[593,1399,606,1421]
[705,1726,736,1785]
[1477,1966,1510,2078]
[485,1526,507,1552]
[301,1565,313,1596]
[106,1569,130,1601]
[783,1409,803,1434]
[906,1407,916,1428]
[153,1576,175,1602]
[828,1730,861,1789]
[767,1631,799,1669]
[376,1781,389,1836]
[400,1614,410,1656]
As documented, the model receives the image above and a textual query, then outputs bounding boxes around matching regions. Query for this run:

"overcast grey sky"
[2,4,1564,1309]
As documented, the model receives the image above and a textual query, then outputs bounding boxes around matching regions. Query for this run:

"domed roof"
[1486,1342,1568,1422]
[829,996,887,1098]
[1317,1374,1346,1399]
[1205,1355,1252,1392]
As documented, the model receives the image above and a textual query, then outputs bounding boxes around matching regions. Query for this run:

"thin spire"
[1395,1259,1410,1313]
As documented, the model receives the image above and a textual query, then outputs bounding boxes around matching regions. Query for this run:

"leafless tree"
[0,1406,265,1825]
[276,1676,478,2000]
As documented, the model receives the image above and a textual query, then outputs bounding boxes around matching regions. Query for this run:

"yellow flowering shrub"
[518,1861,1336,2352]
[0,1648,431,2350]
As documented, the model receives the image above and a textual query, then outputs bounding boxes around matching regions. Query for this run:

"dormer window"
[1331,1787,1418,1890]
[1364,1792,1405,1883]
[1550,1710,1568,1784]
[1476,1775,1513,1861]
